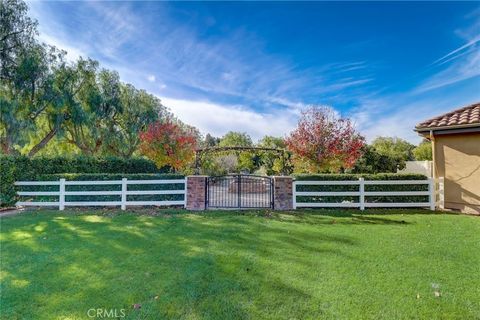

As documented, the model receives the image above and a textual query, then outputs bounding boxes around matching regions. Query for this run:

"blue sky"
[28,1,480,143]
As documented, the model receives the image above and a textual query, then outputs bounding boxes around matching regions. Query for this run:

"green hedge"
[2,155,165,175]
[17,173,185,204]
[294,173,427,181]
[0,155,170,206]
[0,156,36,205]
[294,173,429,204]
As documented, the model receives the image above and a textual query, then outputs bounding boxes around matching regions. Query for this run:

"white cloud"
[147,75,156,82]
[355,112,424,143]
[264,97,308,114]
[160,97,297,141]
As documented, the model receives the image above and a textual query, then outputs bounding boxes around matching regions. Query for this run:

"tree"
[218,131,255,172]
[1,0,200,158]
[138,121,197,172]
[257,135,292,175]
[0,0,38,81]
[370,136,415,170]
[202,133,220,148]
[104,85,165,157]
[1,0,47,155]
[62,69,161,157]
[349,145,400,173]
[371,136,415,161]
[285,106,365,173]
[413,139,432,161]
[1,43,72,156]
[219,131,253,147]
[27,57,99,157]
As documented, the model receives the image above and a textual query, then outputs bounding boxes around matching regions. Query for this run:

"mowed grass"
[1,209,479,320]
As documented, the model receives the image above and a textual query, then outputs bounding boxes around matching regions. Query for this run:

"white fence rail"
[294,178,444,210]
[15,178,186,210]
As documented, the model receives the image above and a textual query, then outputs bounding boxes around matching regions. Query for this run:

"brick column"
[186,176,207,211]
[273,176,293,210]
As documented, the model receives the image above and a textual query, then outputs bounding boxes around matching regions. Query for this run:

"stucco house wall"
[415,102,480,215]
[432,133,480,214]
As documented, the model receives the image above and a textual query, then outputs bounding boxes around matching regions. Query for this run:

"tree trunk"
[0,139,11,154]
[27,127,57,157]
[1,131,16,155]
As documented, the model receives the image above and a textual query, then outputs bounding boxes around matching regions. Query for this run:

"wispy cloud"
[25,1,480,144]
[161,97,297,141]
[374,8,480,99]
[416,50,480,93]
[416,13,480,94]
[318,78,374,93]
[430,34,480,66]
[27,1,377,115]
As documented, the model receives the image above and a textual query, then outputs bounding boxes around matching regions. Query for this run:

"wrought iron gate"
[206,175,273,209]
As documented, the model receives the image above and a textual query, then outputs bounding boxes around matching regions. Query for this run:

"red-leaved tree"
[285,106,365,173]
[139,121,197,172]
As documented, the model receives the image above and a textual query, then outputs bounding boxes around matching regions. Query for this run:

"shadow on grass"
[0,210,357,319]
[194,209,418,226]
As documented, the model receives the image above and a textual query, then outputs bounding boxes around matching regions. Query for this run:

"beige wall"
[433,132,480,214]
[397,160,433,177]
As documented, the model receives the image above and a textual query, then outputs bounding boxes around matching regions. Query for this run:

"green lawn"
[1,209,479,320]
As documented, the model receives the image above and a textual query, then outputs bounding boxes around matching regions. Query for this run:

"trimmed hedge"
[0,156,36,205]
[294,173,429,204]
[17,173,185,204]
[0,155,170,206]
[2,155,165,175]
[294,173,427,181]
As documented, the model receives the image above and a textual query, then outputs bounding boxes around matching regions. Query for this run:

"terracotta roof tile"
[416,102,480,130]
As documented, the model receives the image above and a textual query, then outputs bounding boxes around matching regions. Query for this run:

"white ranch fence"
[293,178,445,210]
[15,178,186,210]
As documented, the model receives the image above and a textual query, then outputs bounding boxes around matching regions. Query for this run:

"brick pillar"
[186,176,207,211]
[273,176,293,210]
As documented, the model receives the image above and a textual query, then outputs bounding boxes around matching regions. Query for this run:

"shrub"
[0,158,17,206]
[294,173,429,204]
[0,156,36,206]
[28,156,165,174]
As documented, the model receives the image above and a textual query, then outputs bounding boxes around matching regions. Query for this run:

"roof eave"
[415,122,480,133]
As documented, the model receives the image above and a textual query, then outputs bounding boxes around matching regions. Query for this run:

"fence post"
[184,178,188,208]
[428,178,435,210]
[292,180,297,209]
[59,178,65,211]
[359,177,365,211]
[121,178,127,210]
